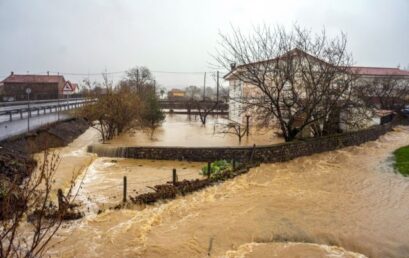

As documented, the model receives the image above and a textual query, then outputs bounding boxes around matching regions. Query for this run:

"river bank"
[43,126,409,257]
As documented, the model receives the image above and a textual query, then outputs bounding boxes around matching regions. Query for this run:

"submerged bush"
[201,160,234,180]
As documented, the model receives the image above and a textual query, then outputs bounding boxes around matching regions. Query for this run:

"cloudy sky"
[0,0,408,89]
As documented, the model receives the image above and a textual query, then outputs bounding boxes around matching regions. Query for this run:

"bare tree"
[191,98,219,125]
[215,120,248,143]
[1,151,77,258]
[78,77,142,142]
[357,75,409,112]
[120,66,155,95]
[184,85,202,100]
[216,24,364,141]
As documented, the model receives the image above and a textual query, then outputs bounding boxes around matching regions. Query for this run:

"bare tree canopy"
[78,77,142,142]
[184,85,202,100]
[357,75,409,111]
[120,66,156,94]
[216,24,366,141]
[1,151,79,258]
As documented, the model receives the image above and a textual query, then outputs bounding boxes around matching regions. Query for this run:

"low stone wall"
[88,123,393,163]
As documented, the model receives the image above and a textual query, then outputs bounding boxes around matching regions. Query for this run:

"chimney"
[230,63,236,70]
[10,71,14,76]
[47,71,50,76]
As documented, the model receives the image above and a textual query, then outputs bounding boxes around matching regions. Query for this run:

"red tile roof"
[349,67,409,76]
[1,74,65,84]
[71,83,78,91]
[224,48,409,79]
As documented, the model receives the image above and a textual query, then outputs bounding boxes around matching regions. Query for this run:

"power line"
[1,69,223,76]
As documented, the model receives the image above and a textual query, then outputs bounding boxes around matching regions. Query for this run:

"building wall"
[3,82,60,101]
[228,72,409,131]
[228,79,243,122]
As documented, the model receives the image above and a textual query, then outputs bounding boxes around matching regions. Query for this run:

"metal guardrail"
[0,98,95,123]
[0,97,87,107]
[158,100,229,110]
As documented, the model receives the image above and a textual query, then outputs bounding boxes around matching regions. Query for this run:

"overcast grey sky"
[0,0,408,89]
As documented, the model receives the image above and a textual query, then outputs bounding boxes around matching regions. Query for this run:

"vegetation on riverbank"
[78,67,164,142]
[131,160,250,205]
[393,146,409,176]
[0,119,88,257]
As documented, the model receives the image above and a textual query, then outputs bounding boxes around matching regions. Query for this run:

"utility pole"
[57,89,60,121]
[216,71,219,103]
[203,72,206,101]
[136,68,140,93]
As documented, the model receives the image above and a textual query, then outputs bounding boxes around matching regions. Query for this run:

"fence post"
[8,112,12,121]
[249,144,256,164]
[172,168,177,185]
[207,161,211,179]
[123,176,127,202]
[232,156,236,171]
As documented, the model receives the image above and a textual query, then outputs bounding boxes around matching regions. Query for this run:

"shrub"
[393,145,409,176]
[201,160,234,180]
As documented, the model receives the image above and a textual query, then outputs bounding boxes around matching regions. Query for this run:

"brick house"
[0,72,68,101]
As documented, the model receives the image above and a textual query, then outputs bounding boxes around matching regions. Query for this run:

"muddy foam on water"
[44,126,409,258]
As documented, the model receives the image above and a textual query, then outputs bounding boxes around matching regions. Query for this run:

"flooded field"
[109,114,283,147]
[77,158,204,210]
[41,126,409,258]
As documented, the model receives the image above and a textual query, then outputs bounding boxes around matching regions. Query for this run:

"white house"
[224,49,409,133]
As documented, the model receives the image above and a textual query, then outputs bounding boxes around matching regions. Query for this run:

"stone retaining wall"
[88,123,393,163]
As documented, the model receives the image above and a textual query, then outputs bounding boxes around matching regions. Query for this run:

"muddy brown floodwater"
[108,114,283,147]
[41,126,409,258]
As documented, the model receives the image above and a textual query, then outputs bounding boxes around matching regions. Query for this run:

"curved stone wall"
[87,123,393,163]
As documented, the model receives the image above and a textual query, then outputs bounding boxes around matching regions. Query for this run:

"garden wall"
[87,123,393,163]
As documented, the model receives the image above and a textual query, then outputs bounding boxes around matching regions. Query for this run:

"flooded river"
[41,125,409,257]
[109,114,282,147]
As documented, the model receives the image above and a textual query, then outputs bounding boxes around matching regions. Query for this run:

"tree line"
[78,66,165,142]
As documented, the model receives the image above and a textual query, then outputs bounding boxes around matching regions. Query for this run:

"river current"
[38,121,409,257]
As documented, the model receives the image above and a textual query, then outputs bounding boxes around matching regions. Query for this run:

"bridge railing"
[0,99,95,123]
[0,97,87,107]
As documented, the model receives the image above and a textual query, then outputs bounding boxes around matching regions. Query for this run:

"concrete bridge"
[0,98,93,123]
[0,98,92,140]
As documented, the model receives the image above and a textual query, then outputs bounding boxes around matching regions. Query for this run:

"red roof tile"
[345,67,409,76]
[2,74,65,84]
[71,83,78,91]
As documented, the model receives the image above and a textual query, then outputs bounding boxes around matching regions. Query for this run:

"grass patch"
[393,146,409,176]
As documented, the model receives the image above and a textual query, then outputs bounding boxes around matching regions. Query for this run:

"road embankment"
[0,118,89,187]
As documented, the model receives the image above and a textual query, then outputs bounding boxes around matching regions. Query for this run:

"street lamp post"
[26,88,31,132]
[57,89,60,121]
